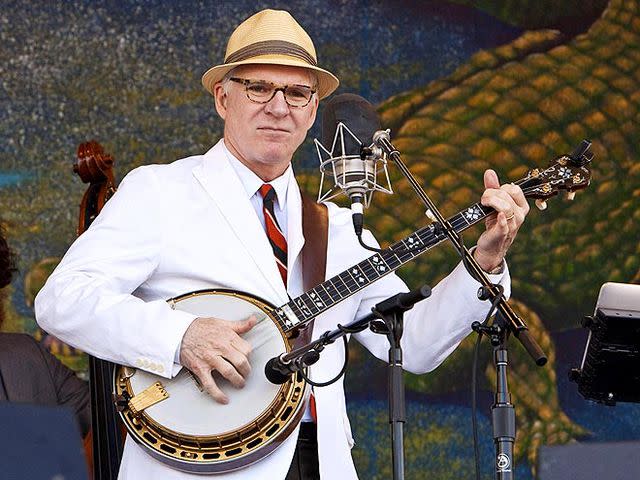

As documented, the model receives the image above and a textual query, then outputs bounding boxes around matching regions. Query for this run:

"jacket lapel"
[192,142,288,303]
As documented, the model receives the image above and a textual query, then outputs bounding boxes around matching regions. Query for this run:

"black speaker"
[538,441,640,480]
[0,402,88,480]
[570,282,640,405]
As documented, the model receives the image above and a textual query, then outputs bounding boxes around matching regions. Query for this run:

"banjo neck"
[272,201,491,333]
[272,140,594,333]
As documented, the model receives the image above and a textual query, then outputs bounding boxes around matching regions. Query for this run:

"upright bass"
[74,141,123,480]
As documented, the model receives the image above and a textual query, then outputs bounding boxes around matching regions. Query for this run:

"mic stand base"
[372,311,407,480]
[373,312,406,480]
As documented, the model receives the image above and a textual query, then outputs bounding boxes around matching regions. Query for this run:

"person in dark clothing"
[0,224,91,437]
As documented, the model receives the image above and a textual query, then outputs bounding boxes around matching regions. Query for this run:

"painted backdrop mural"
[1,0,638,478]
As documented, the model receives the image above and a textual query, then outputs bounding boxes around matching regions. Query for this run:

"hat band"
[225,40,317,67]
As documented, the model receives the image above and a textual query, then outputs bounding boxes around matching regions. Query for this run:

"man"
[35,9,529,480]
[0,225,90,438]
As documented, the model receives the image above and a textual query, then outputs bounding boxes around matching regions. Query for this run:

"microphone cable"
[298,323,359,387]
[471,323,485,480]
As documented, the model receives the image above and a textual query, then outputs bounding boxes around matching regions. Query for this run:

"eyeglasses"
[229,77,317,107]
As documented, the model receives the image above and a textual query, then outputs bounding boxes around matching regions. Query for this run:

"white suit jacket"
[35,140,509,479]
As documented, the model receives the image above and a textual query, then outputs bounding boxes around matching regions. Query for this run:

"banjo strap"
[297,193,328,345]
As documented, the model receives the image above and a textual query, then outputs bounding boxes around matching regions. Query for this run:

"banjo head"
[114,289,307,473]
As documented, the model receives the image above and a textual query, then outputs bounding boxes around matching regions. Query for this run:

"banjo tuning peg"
[535,199,548,210]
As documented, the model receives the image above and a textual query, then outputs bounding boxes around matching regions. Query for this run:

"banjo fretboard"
[271,142,594,333]
[271,202,492,332]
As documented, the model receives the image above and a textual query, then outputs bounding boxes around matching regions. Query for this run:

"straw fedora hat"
[201,9,339,99]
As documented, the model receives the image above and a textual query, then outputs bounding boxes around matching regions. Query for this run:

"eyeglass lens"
[245,80,314,107]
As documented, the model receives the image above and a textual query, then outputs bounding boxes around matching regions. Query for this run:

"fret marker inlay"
[294,298,312,317]
[309,292,325,308]
[280,305,299,328]
[464,206,483,222]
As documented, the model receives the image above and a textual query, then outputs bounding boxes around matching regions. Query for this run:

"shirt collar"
[222,140,291,208]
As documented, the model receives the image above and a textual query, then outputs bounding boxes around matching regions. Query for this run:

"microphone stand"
[472,314,515,480]
[266,286,432,480]
[370,285,432,480]
[372,131,547,479]
[372,130,547,365]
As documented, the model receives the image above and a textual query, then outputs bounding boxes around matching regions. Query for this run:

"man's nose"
[264,90,290,116]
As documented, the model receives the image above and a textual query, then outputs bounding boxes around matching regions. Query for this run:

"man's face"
[214,64,319,180]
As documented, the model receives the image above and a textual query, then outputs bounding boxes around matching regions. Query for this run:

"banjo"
[113,143,593,473]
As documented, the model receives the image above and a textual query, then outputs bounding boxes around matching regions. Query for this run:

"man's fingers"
[193,365,229,404]
[481,189,513,213]
[483,169,500,189]
[228,314,258,335]
[482,186,528,228]
[485,211,510,239]
[497,211,511,232]
[231,336,253,357]
[223,347,252,378]
[179,315,258,403]
[502,183,529,212]
[476,170,530,271]
[211,355,246,389]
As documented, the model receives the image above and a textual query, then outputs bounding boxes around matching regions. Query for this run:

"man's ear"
[213,83,227,120]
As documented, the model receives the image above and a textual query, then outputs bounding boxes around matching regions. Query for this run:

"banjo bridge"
[128,381,170,416]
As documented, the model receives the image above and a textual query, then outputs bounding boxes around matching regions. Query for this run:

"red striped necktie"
[259,184,288,287]
[259,184,318,423]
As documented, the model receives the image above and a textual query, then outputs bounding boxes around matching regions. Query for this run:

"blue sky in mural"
[0,173,30,188]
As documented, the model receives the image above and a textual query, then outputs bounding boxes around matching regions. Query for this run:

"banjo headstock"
[520,139,594,210]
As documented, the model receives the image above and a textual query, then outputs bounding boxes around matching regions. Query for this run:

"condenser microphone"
[315,93,392,235]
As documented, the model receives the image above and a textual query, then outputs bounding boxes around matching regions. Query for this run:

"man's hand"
[179,315,258,404]
[474,169,530,272]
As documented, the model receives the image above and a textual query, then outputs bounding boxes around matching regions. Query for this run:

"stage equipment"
[265,285,431,385]
[0,403,88,480]
[472,310,517,480]
[538,440,640,480]
[113,141,593,474]
[266,284,432,480]
[570,282,640,405]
